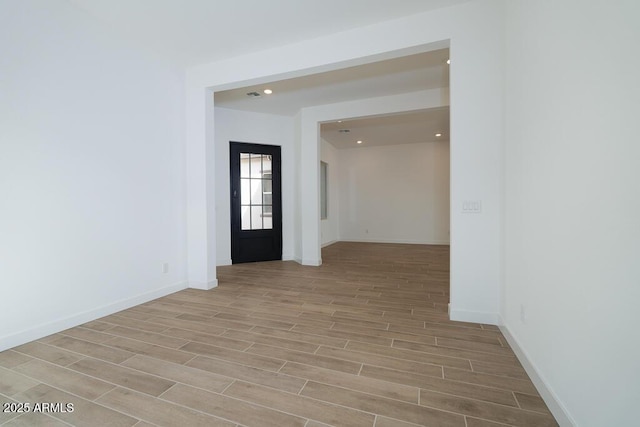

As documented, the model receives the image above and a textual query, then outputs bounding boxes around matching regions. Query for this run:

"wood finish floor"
[0,242,558,426]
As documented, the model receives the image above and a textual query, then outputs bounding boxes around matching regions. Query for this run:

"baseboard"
[449,307,500,325]
[499,320,576,427]
[340,238,450,245]
[0,281,188,352]
[219,256,295,265]
[321,240,338,248]
[292,257,322,266]
[188,279,218,290]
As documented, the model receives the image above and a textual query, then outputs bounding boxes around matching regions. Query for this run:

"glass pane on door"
[240,152,275,230]
[262,155,272,174]
[251,206,263,229]
[250,179,263,204]
[240,179,250,205]
[241,205,251,230]
[240,153,251,178]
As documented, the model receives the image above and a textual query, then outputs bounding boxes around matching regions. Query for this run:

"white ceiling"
[67,0,457,149]
[214,49,449,116]
[67,0,471,67]
[321,108,450,149]
[215,48,450,148]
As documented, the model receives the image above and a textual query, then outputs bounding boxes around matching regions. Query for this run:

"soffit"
[321,108,449,149]
[214,49,449,116]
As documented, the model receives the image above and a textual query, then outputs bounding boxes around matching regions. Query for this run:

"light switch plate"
[462,200,482,213]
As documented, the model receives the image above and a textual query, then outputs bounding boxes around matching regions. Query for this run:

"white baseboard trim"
[189,279,218,290]
[301,258,322,266]
[449,307,500,325]
[499,320,576,427]
[218,256,295,265]
[292,257,322,266]
[0,281,188,352]
[321,240,338,248]
[340,238,450,245]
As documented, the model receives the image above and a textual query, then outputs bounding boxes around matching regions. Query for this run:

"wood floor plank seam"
[295,383,382,418]
[36,335,134,367]
[166,382,310,426]
[58,357,179,398]
[101,385,239,427]
[95,328,200,354]
[228,383,374,425]
[290,375,423,408]
[512,391,522,409]
[464,416,516,427]
[318,344,465,374]
[297,379,309,396]
[348,340,478,368]
[443,367,539,395]
[419,388,554,418]
[382,377,519,407]
[301,380,466,426]
[10,344,80,368]
[155,379,308,427]
[100,314,174,334]
[246,343,363,375]
[95,335,199,366]
[4,369,110,404]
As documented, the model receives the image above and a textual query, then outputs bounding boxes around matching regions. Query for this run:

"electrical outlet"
[162,262,169,274]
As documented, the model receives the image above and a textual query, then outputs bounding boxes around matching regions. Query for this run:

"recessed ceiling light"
[435,133,442,137]
[263,89,273,95]
[446,59,450,65]
[357,140,363,144]
[337,120,343,123]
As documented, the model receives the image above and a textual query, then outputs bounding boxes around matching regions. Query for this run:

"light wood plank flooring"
[0,242,558,426]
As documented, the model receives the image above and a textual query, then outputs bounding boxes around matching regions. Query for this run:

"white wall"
[297,89,450,264]
[503,1,640,426]
[214,107,295,264]
[338,142,450,244]
[0,0,187,350]
[320,139,340,246]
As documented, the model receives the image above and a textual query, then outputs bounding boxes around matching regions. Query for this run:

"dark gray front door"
[229,141,282,264]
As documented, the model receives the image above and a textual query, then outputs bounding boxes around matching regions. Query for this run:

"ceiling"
[214,49,449,116]
[321,108,449,149]
[67,0,471,67]
[67,0,457,149]
[216,49,450,148]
